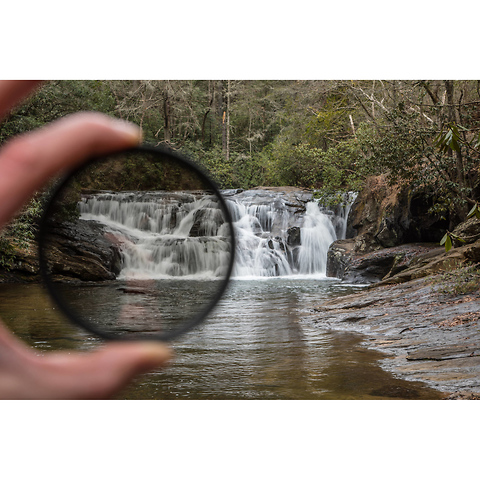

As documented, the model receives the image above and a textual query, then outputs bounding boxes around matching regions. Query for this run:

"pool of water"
[0,278,444,399]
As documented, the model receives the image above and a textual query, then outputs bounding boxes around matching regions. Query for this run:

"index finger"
[0,112,142,228]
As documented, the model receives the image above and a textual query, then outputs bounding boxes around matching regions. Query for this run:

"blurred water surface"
[0,278,443,400]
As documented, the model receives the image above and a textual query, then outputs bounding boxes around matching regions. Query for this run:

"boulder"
[327,240,444,284]
[348,175,449,252]
[286,226,302,247]
[42,219,123,281]
[1,219,123,283]
[326,239,355,280]
[452,216,480,247]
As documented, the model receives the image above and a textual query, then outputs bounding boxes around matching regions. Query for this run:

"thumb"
[38,341,173,399]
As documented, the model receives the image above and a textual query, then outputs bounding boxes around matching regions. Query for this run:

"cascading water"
[225,189,354,278]
[79,192,231,280]
[79,189,355,280]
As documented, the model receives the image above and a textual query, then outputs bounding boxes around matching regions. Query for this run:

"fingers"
[80,342,174,399]
[0,320,37,364]
[0,112,142,228]
[0,80,42,120]
[38,342,173,400]
[41,342,173,400]
[1,340,173,400]
[0,82,166,400]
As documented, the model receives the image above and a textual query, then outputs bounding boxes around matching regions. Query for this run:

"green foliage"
[0,81,116,144]
[304,91,355,150]
[0,195,44,269]
[434,122,463,154]
[439,231,466,252]
[467,203,480,220]
[2,79,480,264]
[196,146,235,188]
[356,108,427,187]
[270,143,324,188]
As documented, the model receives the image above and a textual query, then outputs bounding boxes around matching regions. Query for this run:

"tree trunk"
[221,80,231,163]
[201,81,215,144]
[163,89,171,143]
[445,80,465,188]
[226,80,231,163]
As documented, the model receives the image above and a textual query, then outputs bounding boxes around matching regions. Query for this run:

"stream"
[0,278,443,399]
[0,188,444,399]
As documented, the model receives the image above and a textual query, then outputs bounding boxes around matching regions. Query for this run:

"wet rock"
[326,241,442,284]
[286,226,301,247]
[189,208,224,237]
[312,276,480,396]
[0,219,123,283]
[407,345,479,361]
[326,239,355,280]
[42,219,122,281]
[267,237,286,252]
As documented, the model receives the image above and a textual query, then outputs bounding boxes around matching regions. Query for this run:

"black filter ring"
[37,144,236,342]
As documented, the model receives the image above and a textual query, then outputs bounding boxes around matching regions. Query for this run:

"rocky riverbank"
[0,219,122,283]
[317,176,480,398]
[321,240,480,399]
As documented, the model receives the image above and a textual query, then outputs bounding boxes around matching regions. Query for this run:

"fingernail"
[111,119,143,144]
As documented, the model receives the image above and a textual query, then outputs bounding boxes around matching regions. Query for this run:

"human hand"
[0,81,172,399]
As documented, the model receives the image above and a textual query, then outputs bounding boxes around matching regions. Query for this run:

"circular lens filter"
[38,145,235,341]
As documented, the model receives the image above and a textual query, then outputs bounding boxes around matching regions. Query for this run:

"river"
[0,278,443,399]
[0,188,447,399]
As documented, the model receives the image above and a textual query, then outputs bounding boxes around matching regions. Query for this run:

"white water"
[226,189,354,279]
[79,192,231,280]
[79,189,354,280]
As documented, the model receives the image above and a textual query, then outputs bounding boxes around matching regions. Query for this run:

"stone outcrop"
[325,175,480,284]
[0,219,122,283]
[0,242,39,283]
[42,219,122,281]
[327,240,444,284]
[311,275,480,395]
[347,175,449,253]
[451,216,480,247]
[328,203,480,285]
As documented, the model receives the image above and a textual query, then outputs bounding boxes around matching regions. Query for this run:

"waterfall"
[79,192,231,280]
[226,189,352,278]
[79,189,354,280]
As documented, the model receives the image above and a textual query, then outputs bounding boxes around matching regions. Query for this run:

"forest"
[1,80,480,265]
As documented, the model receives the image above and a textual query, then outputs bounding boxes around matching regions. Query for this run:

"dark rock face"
[42,219,122,281]
[1,219,123,283]
[347,175,449,253]
[286,226,301,247]
[327,239,445,284]
[1,218,122,283]
[189,208,224,237]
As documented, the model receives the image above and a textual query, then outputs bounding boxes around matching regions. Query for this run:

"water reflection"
[0,279,443,399]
